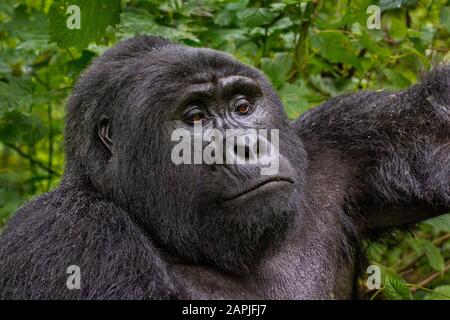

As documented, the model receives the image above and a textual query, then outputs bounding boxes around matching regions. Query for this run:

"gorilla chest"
[173,236,354,299]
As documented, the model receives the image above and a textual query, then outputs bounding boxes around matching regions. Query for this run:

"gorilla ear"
[98,117,114,156]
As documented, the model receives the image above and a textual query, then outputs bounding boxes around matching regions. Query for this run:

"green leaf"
[116,10,198,43]
[390,18,408,41]
[237,8,275,28]
[214,10,235,27]
[440,7,450,32]
[424,285,450,300]
[1,5,50,51]
[0,110,47,145]
[280,84,309,119]
[261,52,292,89]
[309,31,362,70]
[116,10,155,38]
[270,17,294,32]
[359,31,391,58]
[383,69,411,88]
[0,77,34,112]
[225,0,250,12]
[425,214,450,232]
[384,277,413,300]
[309,74,340,97]
[64,50,96,78]
[380,0,418,12]
[0,185,4,208]
[49,0,121,50]
[422,240,445,272]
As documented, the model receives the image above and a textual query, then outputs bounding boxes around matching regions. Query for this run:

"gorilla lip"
[223,176,294,202]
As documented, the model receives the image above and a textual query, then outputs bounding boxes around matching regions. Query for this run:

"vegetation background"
[0,0,449,299]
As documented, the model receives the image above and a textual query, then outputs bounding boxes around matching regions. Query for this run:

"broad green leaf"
[270,17,294,32]
[261,52,293,89]
[64,50,96,78]
[225,0,250,12]
[309,31,362,70]
[280,84,309,119]
[49,0,121,50]
[390,18,408,41]
[380,0,418,12]
[424,285,450,300]
[425,214,450,232]
[0,185,4,208]
[214,10,235,27]
[116,10,155,38]
[0,110,47,145]
[440,7,450,32]
[0,77,34,112]
[359,31,390,58]
[0,0,14,16]
[1,5,50,51]
[420,25,436,45]
[116,10,198,43]
[316,12,369,29]
[383,69,411,88]
[237,8,276,28]
[365,242,388,262]
[422,240,445,272]
[384,277,413,300]
[309,74,340,97]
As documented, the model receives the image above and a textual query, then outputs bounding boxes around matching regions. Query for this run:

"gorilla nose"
[226,131,269,164]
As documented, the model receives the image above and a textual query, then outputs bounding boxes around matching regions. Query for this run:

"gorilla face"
[81,40,307,274]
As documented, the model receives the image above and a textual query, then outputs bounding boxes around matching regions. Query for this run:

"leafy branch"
[2,142,61,176]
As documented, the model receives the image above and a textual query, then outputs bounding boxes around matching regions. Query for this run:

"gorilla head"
[65,36,307,274]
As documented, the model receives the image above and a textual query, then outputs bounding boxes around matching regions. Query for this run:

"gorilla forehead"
[107,43,281,123]
[139,45,261,84]
[70,36,277,121]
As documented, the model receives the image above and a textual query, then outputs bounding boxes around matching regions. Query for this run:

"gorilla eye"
[235,98,250,115]
[191,113,203,123]
[184,108,205,124]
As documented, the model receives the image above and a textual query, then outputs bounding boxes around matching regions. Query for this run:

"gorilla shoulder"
[0,181,185,299]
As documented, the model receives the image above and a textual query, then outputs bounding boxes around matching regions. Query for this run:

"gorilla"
[0,35,448,299]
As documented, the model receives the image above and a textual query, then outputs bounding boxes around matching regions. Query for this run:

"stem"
[407,284,450,299]
[2,142,60,176]
[262,26,268,58]
[47,101,54,190]
[398,233,450,274]
[288,0,322,81]
[66,48,75,60]
[34,74,51,90]
[411,262,450,292]
[369,287,385,300]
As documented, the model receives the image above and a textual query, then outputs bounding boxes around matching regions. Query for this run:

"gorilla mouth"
[223,177,294,202]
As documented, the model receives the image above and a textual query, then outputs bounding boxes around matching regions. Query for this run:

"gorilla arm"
[294,66,450,230]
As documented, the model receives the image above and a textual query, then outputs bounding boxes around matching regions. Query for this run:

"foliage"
[0,0,449,300]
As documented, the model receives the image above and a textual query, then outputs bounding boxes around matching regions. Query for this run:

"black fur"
[0,36,448,299]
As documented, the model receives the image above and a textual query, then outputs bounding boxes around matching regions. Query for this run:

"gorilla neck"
[156,203,299,276]
[170,203,357,299]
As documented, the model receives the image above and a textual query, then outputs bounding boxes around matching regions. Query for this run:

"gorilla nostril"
[245,145,250,160]
[234,144,251,160]
[257,139,268,159]
[257,142,261,158]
